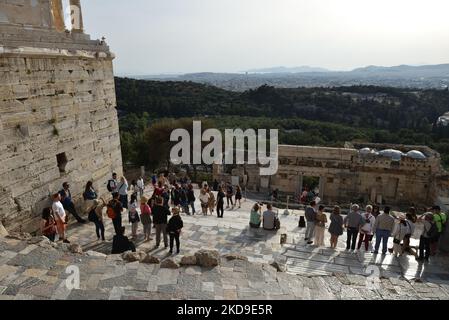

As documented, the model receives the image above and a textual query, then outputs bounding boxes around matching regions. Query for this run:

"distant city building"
[437,112,449,126]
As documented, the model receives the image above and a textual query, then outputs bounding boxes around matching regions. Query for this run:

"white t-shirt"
[199,193,210,204]
[52,201,66,220]
[137,179,144,189]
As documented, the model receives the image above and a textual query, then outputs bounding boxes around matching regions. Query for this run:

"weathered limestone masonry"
[0,0,123,232]
[215,142,449,208]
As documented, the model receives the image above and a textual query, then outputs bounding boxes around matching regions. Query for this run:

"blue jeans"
[189,201,196,214]
[374,229,391,254]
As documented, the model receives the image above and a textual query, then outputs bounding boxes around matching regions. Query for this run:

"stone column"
[51,0,65,32]
[319,176,325,201]
[70,0,84,33]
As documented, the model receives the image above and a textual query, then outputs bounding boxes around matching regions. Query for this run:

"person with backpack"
[305,201,317,245]
[88,198,106,241]
[431,206,447,256]
[216,186,225,218]
[41,207,57,242]
[357,205,376,251]
[403,208,417,254]
[167,207,184,254]
[140,196,152,242]
[391,213,410,257]
[128,194,140,240]
[417,213,437,262]
[107,173,118,198]
[226,183,234,209]
[107,193,123,235]
[373,206,395,255]
[314,205,328,247]
[187,184,196,215]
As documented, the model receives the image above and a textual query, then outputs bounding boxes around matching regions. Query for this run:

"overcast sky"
[79,0,449,75]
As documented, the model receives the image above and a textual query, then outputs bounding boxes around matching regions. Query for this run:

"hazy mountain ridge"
[134,64,449,91]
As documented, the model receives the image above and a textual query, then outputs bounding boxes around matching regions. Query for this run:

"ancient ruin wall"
[0,0,123,232]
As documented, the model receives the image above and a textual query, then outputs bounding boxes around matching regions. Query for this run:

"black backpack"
[107,180,114,192]
[428,222,439,239]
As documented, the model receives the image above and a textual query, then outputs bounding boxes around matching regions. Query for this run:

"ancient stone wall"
[216,143,448,207]
[0,1,123,232]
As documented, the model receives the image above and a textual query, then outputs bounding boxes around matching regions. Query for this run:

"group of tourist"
[41,172,244,255]
[304,201,447,262]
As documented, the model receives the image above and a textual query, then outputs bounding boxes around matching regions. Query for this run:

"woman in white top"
[357,205,376,251]
[128,194,140,239]
[136,177,145,198]
[199,188,210,216]
[392,213,411,257]
[118,176,129,209]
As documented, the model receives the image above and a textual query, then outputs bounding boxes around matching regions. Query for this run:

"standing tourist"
[171,184,181,209]
[403,208,417,254]
[372,205,381,218]
[417,213,437,262]
[235,186,243,209]
[41,208,57,242]
[199,188,210,216]
[87,198,106,241]
[305,201,317,245]
[207,187,216,215]
[213,179,219,192]
[187,184,196,215]
[431,206,447,256]
[328,206,343,249]
[391,213,410,257]
[344,204,363,251]
[128,194,140,239]
[373,207,395,255]
[137,176,145,198]
[52,193,70,243]
[216,186,225,218]
[151,174,157,187]
[357,205,376,251]
[179,184,189,214]
[140,196,152,242]
[152,197,170,249]
[59,182,86,223]
[107,193,123,235]
[226,183,234,209]
[167,207,184,254]
[118,177,129,210]
[250,203,262,228]
[107,173,119,198]
[314,205,328,247]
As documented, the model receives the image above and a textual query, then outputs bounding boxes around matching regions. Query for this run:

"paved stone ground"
[0,186,448,300]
